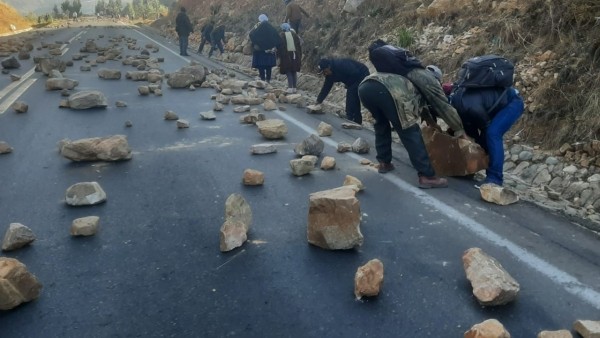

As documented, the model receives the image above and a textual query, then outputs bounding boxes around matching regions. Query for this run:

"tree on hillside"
[124,3,135,18]
[71,0,82,16]
[95,0,106,15]
[61,0,71,15]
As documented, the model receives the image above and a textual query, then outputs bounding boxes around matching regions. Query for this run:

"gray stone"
[67,90,108,109]
[342,122,363,130]
[545,156,560,165]
[124,120,133,128]
[115,100,127,107]
[250,144,277,155]
[9,73,21,81]
[320,156,336,170]
[317,122,333,137]
[176,119,189,128]
[80,65,91,71]
[12,101,28,113]
[256,119,287,139]
[0,141,13,154]
[65,182,107,206]
[213,102,224,111]
[200,111,216,120]
[60,135,132,162]
[337,142,352,153]
[563,181,589,200]
[233,105,251,113]
[519,150,533,161]
[532,168,552,185]
[70,216,100,236]
[2,223,36,251]
[587,174,600,183]
[351,138,370,154]
[220,194,252,252]
[97,68,122,80]
[40,58,66,75]
[46,78,79,90]
[290,158,314,176]
[294,134,324,157]
[164,111,179,120]
[263,99,277,111]
[509,144,522,155]
[48,69,63,78]
[1,56,20,69]
[512,161,530,175]
[563,165,578,174]
[138,86,150,95]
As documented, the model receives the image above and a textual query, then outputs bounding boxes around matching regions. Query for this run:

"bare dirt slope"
[173,0,600,150]
[0,1,32,34]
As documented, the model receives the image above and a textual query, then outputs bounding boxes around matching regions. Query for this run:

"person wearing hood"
[283,0,310,34]
[249,14,281,82]
[277,23,302,93]
[316,57,370,125]
[197,20,214,55]
[175,7,193,56]
[209,22,226,57]
[368,39,467,139]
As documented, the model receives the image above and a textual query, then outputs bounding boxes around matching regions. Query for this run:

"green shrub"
[395,28,414,48]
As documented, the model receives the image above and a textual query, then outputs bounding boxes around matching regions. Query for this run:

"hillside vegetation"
[174,0,600,150]
[0,1,32,34]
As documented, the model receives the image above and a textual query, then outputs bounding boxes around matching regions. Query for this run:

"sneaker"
[377,162,395,174]
[286,88,294,94]
[418,176,448,189]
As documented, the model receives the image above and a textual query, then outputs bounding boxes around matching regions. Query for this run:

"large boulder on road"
[67,90,108,109]
[1,56,20,69]
[60,135,132,162]
[39,58,66,75]
[0,258,43,310]
[97,68,121,80]
[167,64,206,88]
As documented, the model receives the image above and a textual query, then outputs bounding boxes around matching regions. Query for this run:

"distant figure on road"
[249,14,280,83]
[315,57,369,125]
[209,23,225,57]
[175,7,193,56]
[358,72,448,188]
[72,12,78,22]
[197,20,214,54]
[283,0,310,34]
[9,24,16,32]
[277,23,302,93]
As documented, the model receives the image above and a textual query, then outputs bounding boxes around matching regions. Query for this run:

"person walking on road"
[175,7,193,56]
[277,23,302,93]
[283,0,310,34]
[197,20,214,55]
[358,72,448,188]
[315,57,369,125]
[249,14,280,83]
[209,23,225,57]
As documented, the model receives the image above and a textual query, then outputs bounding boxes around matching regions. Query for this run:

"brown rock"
[60,135,132,162]
[463,248,520,306]
[242,169,264,186]
[2,223,36,251]
[422,126,488,176]
[537,330,573,338]
[354,259,384,300]
[573,320,600,338]
[464,319,511,338]
[343,175,364,191]
[12,101,28,113]
[0,258,42,310]
[256,119,287,139]
[0,141,13,154]
[480,184,519,205]
[320,156,336,170]
[70,216,100,236]
[307,186,363,250]
[219,194,252,252]
[317,122,333,137]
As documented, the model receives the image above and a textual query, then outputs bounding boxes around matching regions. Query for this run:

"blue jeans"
[484,96,524,185]
[178,35,189,55]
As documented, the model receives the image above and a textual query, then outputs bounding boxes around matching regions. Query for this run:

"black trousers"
[358,80,436,177]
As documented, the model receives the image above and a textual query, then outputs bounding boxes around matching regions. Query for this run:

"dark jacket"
[369,45,424,77]
[249,21,281,51]
[317,58,369,103]
[175,11,193,36]
[285,2,310,22]
[277,31,302,74]
[210,25,225,43]
[201,23,214,39]
[450,87,516,131]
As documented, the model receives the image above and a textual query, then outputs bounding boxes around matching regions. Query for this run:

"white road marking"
[68,30,86,44]
[132,29,190,63]
[0,79,37,114]
[0,68,35,100]
[274,110,600,310]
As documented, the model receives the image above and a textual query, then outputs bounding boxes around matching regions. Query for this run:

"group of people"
[174,7,226,57]
[176,3,523,191]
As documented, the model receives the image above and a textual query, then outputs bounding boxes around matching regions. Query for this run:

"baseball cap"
[318,58,331,74]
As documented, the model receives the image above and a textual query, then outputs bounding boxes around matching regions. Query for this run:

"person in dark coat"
[316,57,370,125]
[277,23,302,93]
[283,0,310,34]
[175,7,193,56]
[197,20,214,55]
[249,14,280,83]
[209,24,225,57]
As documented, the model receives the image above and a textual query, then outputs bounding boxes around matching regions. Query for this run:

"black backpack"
[456,55,514,88]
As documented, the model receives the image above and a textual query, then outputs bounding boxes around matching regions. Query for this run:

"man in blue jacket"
[175,7,193,56]
[316,57,370,125]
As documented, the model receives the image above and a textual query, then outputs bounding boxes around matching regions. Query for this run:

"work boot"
[418,176,448,189]
[377,162,395,174]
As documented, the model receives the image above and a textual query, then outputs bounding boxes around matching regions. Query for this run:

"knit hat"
[318,58,331,73]
[281,23,291,31]
[258,14,268,22]
[426,65,443,82]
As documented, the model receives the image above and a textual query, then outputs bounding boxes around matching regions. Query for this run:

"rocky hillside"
[0,1,32,34]
[172,0,599,150]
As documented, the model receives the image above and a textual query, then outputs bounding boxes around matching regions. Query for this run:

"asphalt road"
[0,24,599,337]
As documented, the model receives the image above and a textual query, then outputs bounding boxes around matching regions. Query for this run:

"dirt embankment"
[0,2,32,35]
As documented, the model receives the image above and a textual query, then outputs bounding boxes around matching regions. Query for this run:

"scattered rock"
[70,216,100,236]
[49,69,63,78]
[45,78,79,90]
[354,259,384,300]
[537,330,573,338]
[317,122,333,137]
[176,119,189,128]
[233,105,251,113]
[337,142,352,153]
[164,111,179,120]
[65,181,107,206]
[341,122,362,130]
[263,99,277,111]
[343,175,364,191]
[256,119,288,139]
[2,223,36,251]
[138,86,150,95]
[39,58,66,75]
[0,257,42,310]
[480,184,519,205]
[80,65,91,71]
[320,156,336,170]
[573,320,600,338]
[351,138,370,154]
[115,100,127,107]
[9,74,20,81]
[12,101,28,113]
[294,134,324,156]
[1,56,20,69]
[124,120,133,128]
[220,193,252,252]
[200,111,216,120]
[463,247,520,306]
[60,135,132,161]
[307,186,363,250]
[306,104,323,114]
[213,102,224,111]
[242,169,264,186]
[97,68,122,80]
[464,319,511,338]
[68,90,108,109]
[250,143,277,155]
[0,141,13,154]
[240,112,265,124]
[360,159,372,165]
[290,157,315,176]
